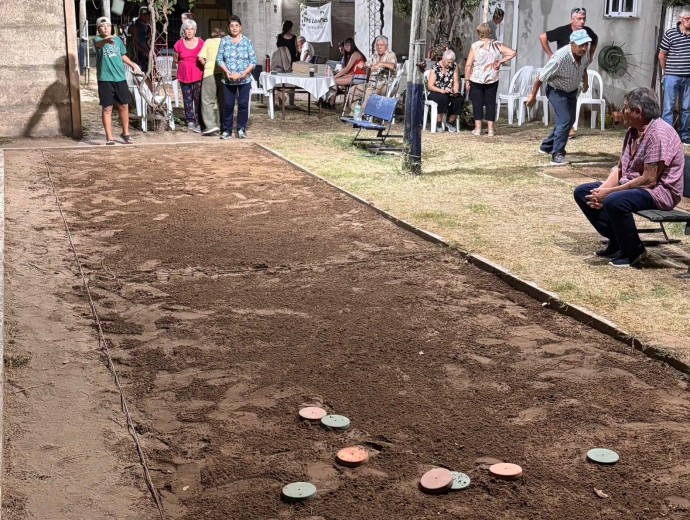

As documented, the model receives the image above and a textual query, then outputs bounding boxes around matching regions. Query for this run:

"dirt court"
[3,143,690,519]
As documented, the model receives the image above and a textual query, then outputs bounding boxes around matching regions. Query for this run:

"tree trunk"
[403,0,430,174]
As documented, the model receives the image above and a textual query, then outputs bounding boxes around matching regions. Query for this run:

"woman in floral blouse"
[427,49,462,132]
[464,22,516,137]
[216,15,257,139]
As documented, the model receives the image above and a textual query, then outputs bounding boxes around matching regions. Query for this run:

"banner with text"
[300,2,332,44]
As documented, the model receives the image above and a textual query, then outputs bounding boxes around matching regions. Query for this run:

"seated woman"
[325,37,365,108]
[427,49,462,132]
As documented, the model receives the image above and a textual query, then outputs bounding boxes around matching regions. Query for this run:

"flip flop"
[121,134,134,144]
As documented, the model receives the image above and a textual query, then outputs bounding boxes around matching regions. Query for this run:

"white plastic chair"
[574,70,605,131]
[496,65,533,125]
[516,67,549,126]
[155,56,179,107]
[250,76,274,119]
[423,69,461,132]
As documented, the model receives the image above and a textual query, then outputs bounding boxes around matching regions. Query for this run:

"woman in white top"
[296,36,314,63]
[464,22,516,136]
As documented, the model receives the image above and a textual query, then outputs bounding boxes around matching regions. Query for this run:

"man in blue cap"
[526,29,591,166]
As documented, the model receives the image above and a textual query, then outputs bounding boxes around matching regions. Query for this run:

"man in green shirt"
[94,16,141,145]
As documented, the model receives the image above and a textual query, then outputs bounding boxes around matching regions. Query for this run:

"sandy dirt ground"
[3,143,689,519]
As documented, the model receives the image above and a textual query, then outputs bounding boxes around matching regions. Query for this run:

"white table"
[260,72,336,119]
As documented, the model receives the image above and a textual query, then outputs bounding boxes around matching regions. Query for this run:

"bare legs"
[101,104,130,141]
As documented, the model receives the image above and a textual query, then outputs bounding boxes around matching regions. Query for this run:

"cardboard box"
[292,61,327,76]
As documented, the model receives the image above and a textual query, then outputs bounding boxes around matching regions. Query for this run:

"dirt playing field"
[3,143,690,519]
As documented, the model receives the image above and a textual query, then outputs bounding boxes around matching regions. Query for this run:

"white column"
[355,0,395,57]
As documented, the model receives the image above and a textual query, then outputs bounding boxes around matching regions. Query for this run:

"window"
[605,0,638,18]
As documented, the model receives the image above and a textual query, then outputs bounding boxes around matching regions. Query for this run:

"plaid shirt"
[539,44,589,92]
[620,118,685,210]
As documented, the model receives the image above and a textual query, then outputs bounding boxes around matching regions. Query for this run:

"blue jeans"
[662,74,690,140]
[223,82,251,133]
[541,86,578,158]
[574,182,656,261]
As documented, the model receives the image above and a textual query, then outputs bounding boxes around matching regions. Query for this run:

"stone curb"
[0,149,5,519]
[256,143,690,376]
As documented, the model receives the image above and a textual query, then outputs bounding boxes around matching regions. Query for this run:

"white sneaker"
[446,123,458,133]
[436,125,445,133]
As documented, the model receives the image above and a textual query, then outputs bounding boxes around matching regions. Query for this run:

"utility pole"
[402,0,429,175]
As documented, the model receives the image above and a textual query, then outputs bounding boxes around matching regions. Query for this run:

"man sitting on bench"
[573,87,685,268]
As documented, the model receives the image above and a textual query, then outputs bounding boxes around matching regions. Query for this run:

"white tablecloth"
[260,72,335,100]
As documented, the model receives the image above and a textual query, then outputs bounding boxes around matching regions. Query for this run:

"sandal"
[487,130,495,137]
[105,140,116,146]
[471,129,481,136]
[121,134,134,144]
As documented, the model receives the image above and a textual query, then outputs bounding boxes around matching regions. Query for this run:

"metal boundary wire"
[40,150,165,520]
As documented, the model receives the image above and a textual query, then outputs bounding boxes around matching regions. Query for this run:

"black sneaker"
[538,147,551,155]
[595,244,620,258]
[550,153,569,166]
[682,137,690,146]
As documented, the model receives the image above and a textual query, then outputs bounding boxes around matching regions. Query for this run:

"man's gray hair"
[680,9,690,19]
[296,35,306,44]
[571,7,587,18]
[181,20,197,31]
[442,49,456,61]
[374,35,389,46]
[624,87,661,120]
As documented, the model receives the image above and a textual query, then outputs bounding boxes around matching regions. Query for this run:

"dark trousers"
[574,182,656,261]
[468,81,498,121]
[541,85,578,158]
[180,80,202,126]
[223,82,251,133]
[427,92,463,116]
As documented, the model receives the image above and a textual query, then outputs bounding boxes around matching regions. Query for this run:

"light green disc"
[450,471,471,490]
[281,482,317,502]
[587,448,619,465]
[320,414,351,430]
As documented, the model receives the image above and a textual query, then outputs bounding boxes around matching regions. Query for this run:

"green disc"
[450,471,471,490]
[320,414,350,430]
[587,448,619,465]
[281,482,317,502]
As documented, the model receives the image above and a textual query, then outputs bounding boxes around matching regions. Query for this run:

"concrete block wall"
[0,0,77,138]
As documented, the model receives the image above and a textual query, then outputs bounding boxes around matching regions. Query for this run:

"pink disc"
[298,406,327,421]
[489,463,523,480]
[420,468,453,494]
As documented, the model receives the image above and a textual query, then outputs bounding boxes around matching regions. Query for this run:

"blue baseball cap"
[570,29,592,45]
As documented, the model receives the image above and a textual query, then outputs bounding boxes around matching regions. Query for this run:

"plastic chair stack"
[573,70,606,131]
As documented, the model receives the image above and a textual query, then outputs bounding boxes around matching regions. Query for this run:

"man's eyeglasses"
[571,7,587,16]
[682,16,690,21]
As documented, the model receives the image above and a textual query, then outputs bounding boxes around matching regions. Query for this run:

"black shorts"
[98,80,131,107]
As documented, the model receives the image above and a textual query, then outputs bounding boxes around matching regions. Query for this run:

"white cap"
[96,17,111,27]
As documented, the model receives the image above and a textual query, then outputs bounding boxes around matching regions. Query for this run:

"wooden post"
[483,0,490,23]
[402,0,429,175]
[64,0,83,139]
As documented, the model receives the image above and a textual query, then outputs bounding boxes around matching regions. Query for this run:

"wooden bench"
[340,94,402,155]
[635,208,690,245]
[636,208,690,278]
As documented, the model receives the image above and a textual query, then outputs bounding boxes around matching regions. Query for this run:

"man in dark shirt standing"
[539,7,598,139]
[658,9,690,145]
[540,7,598,58]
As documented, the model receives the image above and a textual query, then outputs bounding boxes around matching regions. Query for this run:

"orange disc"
[489,463,523,480]
[419,468,453,494]
[298,407,327,421]
[336,446,369,467]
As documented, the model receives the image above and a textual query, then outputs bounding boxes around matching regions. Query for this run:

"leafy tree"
[394,0,487,54]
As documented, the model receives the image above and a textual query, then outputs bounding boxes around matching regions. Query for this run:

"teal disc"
[587,448,619,465]
[281,482,317,502]
[320,414,350,430]
[450,471,471,490]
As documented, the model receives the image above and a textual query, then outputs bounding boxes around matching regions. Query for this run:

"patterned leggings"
[180,80,201,126]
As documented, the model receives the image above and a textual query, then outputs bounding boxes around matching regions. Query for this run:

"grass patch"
[5,354,32,368]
